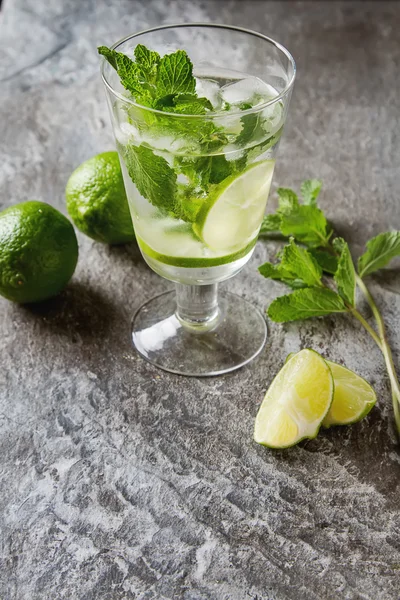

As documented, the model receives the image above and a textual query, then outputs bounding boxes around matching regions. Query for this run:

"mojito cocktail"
[101,24,295,375]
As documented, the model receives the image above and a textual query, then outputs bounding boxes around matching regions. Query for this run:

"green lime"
[193,159,275,252]
[66,151,135,244]
[286,352,377,427]
[254,349,334,449]
[0,201,78,303]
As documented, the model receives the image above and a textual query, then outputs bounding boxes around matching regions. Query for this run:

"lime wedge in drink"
[193,159,275,252]
[254,349,334,449]
[285,352,377,427]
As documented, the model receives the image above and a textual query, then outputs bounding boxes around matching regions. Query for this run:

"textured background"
[1,1,400,599]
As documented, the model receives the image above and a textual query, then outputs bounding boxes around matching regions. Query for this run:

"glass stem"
[175,283,220,332]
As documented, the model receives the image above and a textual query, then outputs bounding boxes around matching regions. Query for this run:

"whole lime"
[0,201,78,303]
[66,151,135,244]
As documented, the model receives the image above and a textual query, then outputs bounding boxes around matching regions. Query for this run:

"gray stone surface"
[1,0,400,598]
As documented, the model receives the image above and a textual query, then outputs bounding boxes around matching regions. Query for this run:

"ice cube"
[262,101,284,135]
[223,144,245,162]
[219,77,277,107]
[195,78,222,110]
[215,114,243,136]
[115,121,139,146]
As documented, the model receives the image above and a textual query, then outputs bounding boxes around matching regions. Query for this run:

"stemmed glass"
[101,24,295,376]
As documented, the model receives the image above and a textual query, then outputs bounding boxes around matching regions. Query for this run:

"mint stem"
[355,274,400,433]
[348,305,382,350]
[326,239,400,433]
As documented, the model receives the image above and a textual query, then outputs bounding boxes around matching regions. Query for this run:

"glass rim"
[100,22,296,119]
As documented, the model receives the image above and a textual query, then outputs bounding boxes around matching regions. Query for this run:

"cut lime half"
[285,352,376,427]
[193,159,275,253]
[254,349,334,449]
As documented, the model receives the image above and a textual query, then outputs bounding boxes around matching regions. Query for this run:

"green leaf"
[308,249,338,274]
[301,179,322,206]
[277,188,299,214]
[258,262,308,289]
[237,112,263,145]
[209,155,234,184]
[333,238,356,306]
[98,46,154,104]
[156,50,196,98]
[171,94,213,115]
[280,239,323,287]
[123,144,177,213]
[259,213,282,235]
[174,185,204,222]
[245,127,283,164]
[280,204,328,247]
[134,44,160,77]
[358,231,400,278]
[175,155,212,190]
[98,45,118,70]
[268,288,346,322]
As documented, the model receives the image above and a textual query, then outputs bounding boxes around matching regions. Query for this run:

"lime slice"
[285,352,376,427]
[193,159,275,252]
[133,215,257,268]
[254,349,334,449]
[137,234,257,268]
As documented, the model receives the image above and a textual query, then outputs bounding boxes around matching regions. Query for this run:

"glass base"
[131,289,267,376]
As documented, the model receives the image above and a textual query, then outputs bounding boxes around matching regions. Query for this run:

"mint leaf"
[259,213,282,235]
[333,238,356,306]
[309,249,338,274]
[98,46,154,105]
[246,127,283,164]
[258,262,308,289]
[280,239,323,287]
[175,155,212,190]
[209,155,234,184]
[280,204,328,247]
[134,44,160,79]
[358,231,400,278]
[156,50,196,98]
[174,185,204,222]
[98,45,118,70]
[123,144,177,212]
[301,179,322,206]
[237,112,263,145]
[277,188,299,214]
[268,288,346,322]
[171,94,213,114]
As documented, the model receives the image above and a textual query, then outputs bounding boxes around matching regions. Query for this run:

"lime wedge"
[285,352,377,427]
[193,159,275,252]
[254,349,334,449]
[322,361,376,427]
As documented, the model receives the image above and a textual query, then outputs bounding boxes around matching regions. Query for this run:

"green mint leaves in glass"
[100,24,295,375]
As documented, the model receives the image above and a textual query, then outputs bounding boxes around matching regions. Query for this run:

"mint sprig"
[99,45,209,116]
[259,180,400,434]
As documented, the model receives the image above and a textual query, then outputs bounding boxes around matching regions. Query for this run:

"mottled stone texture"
[1,1,400,598]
